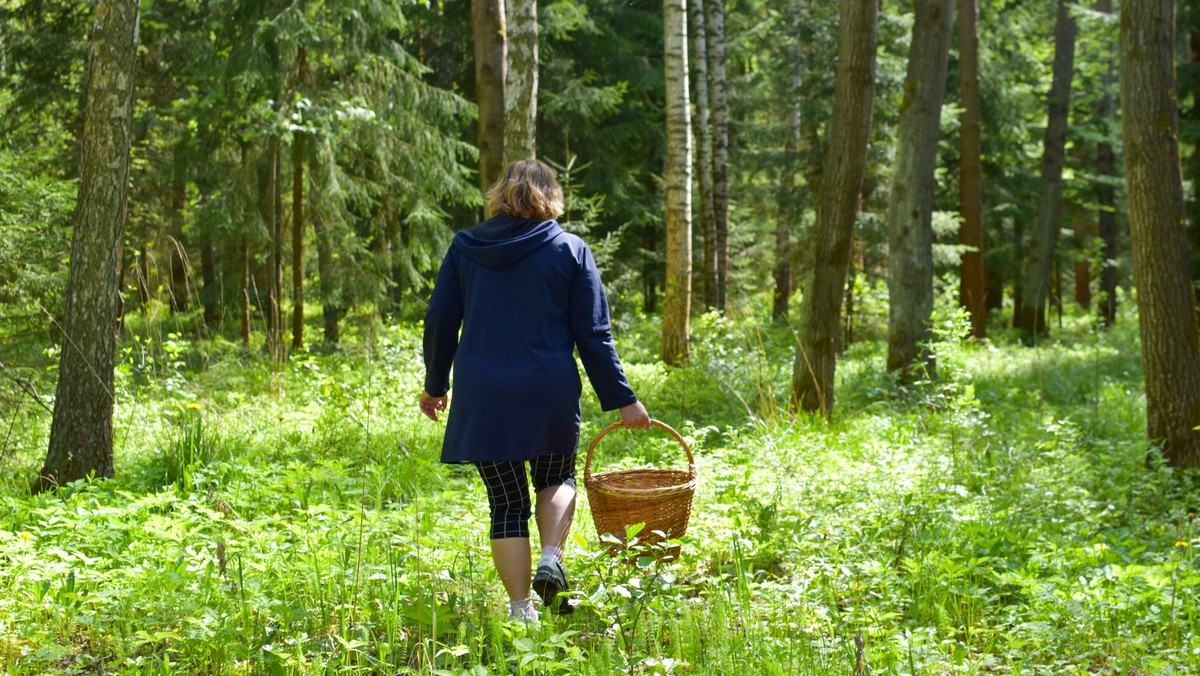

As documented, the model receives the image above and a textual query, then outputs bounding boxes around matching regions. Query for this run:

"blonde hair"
[485,160,565,221]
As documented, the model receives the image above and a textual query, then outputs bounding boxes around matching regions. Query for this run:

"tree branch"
[0,360,53,415]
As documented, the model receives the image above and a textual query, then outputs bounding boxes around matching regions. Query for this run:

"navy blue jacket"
[423,215,638,463]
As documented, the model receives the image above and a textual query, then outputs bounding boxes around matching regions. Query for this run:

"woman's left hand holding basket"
[619,401,651,430]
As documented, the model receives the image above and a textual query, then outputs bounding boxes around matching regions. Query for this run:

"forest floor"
[0,307,1198,675]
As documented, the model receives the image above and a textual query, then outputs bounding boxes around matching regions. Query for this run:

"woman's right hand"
[419,391,447,421]
[619,401,651,430]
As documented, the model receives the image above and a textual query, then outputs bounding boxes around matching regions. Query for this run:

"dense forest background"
[2,0,1194,351]
[2,0,1200,673]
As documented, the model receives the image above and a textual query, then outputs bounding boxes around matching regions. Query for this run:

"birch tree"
[662,0,693,365]
[504,0,537,164]
[36,0,140,492]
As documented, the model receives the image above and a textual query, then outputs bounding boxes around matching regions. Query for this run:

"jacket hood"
[453,215,563,269]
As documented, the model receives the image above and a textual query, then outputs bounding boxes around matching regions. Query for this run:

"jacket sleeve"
[422,247,463,397]
[568,244,638,411]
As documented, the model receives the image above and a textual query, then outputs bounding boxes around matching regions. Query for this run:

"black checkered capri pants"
[475,452,577,539]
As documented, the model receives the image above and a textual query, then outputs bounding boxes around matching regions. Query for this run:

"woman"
[420,159,650,621]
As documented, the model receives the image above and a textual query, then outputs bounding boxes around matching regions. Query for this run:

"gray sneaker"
[532,561,574,615]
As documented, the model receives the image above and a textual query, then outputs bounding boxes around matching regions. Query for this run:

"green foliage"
[0,0,1198,668]
[0,144,74,327]
[2,306,1199,673]
[2,0,480,338]
[0,0,87,168]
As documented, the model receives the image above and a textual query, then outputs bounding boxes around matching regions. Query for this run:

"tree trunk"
[661,0,692,366]
[137,243,149,308]
[844,243,861,348]
[1052,256,1063,327]
[472,0,506,206]
[312,205,340,346]
[774,2,804,323]
[706,0,729,312]
[985,221,1004,312]
[1097,0,1118,326]
[1097,132,1118,324]
[958,0,986,338]
[689,0,718,311]
[169,166,189,314]
[36,0,139,493]
[1014,0,1077,337]
[266,136,283,363]
[792,0,878,415]
[239,143,252,345]
[643,227,658,314]
[1191,25,1200,310]
[200,233,217,329]
[885,0,955,379]
[1120,0,1200,468]
[799,0,822,203]
[1069,139,1091,310]
[1071,200,1091,309]
[241,239,251,344]
[292,132,305,351]
[503,0,537,164]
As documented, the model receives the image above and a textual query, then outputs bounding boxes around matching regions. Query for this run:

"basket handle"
[583,419,695,482]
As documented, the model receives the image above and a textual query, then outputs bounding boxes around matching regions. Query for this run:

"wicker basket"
[583,419,697,558]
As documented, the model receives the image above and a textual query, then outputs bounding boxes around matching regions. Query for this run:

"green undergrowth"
[1,307,1198,674]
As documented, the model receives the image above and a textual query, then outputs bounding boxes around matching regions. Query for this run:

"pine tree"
[1014,0,1077,337]
[958,0,986,338]
[1120,0,1200,467]
[705,0,730,312]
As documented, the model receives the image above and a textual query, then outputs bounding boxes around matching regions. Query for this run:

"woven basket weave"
[583,419,697,557]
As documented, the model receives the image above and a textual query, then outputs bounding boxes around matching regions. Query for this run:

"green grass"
[1,306,1198,674]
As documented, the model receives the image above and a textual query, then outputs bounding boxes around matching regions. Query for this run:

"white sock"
[539,545,563,568]
[508,597,538,621]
